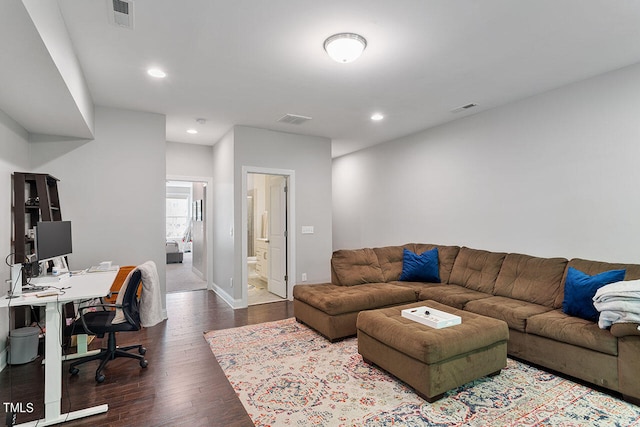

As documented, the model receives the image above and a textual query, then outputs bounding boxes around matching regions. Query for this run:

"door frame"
[166,174,213,291]
[241,166,296,308]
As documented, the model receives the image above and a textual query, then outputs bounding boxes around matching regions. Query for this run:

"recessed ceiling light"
[371,113,384,121]
[324,33,367,63]
[186,129,198,134]
[147,68,166,78]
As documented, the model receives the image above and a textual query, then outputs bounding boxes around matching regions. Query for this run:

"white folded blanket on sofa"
[594,279,640,302]
[598,310,640,329]
[594,279,640,329]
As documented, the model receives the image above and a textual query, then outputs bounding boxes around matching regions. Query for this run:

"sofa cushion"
[292,283,416,316]
[554,258,640,308]
[331,248,385,286]
[448,247,507,293]
[374,244,460,283]
[373,244,414,282]
[414,244,460,283]
[417,284,492,310]
[464,296,552,332]
[494,253,567,308]
[526,309,618,356]
[399,248,440,282]
[562,267,626,321]
[387,281,436,298]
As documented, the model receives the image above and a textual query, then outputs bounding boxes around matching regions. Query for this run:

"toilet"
[247,257,258,278]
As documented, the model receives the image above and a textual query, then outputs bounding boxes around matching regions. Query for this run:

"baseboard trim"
[210,282,242,309]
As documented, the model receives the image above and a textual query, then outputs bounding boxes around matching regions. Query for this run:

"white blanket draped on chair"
[138,260,167,327]
[112,260,166,327]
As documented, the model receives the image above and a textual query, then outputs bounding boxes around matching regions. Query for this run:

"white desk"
[1,270,116,426]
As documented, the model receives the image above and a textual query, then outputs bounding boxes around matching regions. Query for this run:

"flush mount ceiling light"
[371,113,384,121]
[323,33,367,63]
[186,129,198,134]
[147,68,166,78]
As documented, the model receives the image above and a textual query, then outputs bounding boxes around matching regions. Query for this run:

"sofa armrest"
[610,323,640,337]
[618,334,640,404]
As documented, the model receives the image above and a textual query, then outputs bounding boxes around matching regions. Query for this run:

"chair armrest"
[100,291,118,304]
[77,303,123,335]
[78,303,121,314]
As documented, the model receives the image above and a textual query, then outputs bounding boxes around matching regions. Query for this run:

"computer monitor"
[35,221,72,267]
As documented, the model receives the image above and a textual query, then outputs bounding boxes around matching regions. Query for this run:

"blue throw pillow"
[562,267,626,321]
[399,248,440,282]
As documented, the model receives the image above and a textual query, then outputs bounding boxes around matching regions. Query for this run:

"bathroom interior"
[247,173,285,305]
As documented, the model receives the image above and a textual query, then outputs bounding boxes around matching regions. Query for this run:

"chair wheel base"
[95,374,105,383]
[140,359,148,368]
[69,367,79,376]
[139,347,146,355]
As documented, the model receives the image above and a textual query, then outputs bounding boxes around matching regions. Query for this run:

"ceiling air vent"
[277,114,312,125]
[108,0,134,29]
[451,103,478,113]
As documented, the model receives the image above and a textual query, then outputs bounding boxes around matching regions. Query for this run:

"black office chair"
[68,269,148,383]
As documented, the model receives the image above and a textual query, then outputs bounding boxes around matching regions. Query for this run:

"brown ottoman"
[293,283,417,341]
[357,300,509,402]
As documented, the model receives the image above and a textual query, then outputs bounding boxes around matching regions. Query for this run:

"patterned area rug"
[204,318,640,426]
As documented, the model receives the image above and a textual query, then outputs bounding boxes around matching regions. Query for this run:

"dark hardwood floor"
[0,290,294,426]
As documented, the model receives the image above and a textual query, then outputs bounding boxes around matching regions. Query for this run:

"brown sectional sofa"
[293,243,640,404]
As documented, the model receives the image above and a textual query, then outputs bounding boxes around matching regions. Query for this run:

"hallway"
[166,252,207,293]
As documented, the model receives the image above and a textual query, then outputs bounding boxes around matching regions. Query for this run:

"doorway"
[165,179,208,293]
[246,172,290,305]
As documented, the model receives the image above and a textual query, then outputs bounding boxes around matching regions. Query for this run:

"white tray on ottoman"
[401,306,461,329]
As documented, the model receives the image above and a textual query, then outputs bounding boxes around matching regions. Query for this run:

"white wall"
[211,128,235,305]
[29,106,168,310]
[191,182,206,278]
[166,141,213,177]
[21,0,94,137]
[210,126,333,307]
[0,109,30,368]
[234,126,333,297]
[333,62,640,264]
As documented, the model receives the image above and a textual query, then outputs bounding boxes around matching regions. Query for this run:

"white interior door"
[267,175,287,298]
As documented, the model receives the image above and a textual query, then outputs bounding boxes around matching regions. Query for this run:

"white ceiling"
[3,1,640,157]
